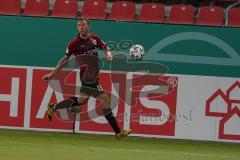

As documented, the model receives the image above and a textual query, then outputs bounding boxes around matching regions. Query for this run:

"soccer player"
[42,17,131,139]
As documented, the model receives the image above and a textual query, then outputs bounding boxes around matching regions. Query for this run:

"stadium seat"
[168,4,195,24]
[23,0,49,16]
[138,3,165,23]
[0,0,21,15]
[109,1,135,21]
[52,0,78,18]
[228,7,240,27]
[198,6,224,26]
[82,0,106,19]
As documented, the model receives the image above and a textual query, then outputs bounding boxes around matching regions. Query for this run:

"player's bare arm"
[104,46,113,62]
[42,55,69,81]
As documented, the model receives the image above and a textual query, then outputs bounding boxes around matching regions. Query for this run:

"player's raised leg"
[47,97,82,121]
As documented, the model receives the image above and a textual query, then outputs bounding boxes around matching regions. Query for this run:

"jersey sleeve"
[65,40,76,57]
[91,34,107,50]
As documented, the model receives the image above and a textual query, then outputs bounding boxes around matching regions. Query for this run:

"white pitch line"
[0,141,238,159]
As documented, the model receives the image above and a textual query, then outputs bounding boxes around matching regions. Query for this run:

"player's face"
[77,20,89,35]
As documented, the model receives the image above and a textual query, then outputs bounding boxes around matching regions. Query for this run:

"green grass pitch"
[0,129,239,160]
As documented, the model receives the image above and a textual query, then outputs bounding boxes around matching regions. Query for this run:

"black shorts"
[80,82,104,97]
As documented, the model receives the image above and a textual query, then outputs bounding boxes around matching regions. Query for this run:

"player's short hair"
[77,17,89,25]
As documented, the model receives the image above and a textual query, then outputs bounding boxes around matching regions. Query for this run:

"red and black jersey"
[65,34,106,84]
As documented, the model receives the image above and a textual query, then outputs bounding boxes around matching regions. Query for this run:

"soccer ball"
[129,45,144,60]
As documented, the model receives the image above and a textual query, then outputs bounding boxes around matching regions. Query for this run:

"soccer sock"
[69,96,80,106]
[103,108,121,134]
[54,97,80,111]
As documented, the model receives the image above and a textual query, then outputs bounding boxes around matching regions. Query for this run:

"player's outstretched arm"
[42,55,69,81]
[104,46,112,62]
